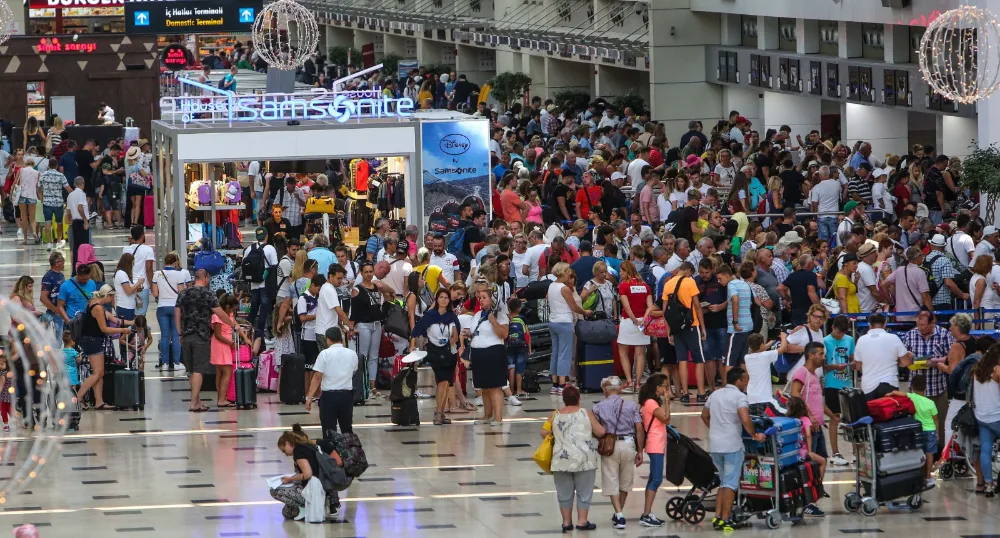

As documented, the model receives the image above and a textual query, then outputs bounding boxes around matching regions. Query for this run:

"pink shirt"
[641,398,667,454]
[884,264,929,322]
[791,367,824,426]
[639,184,658,223]
[799,416,812,458]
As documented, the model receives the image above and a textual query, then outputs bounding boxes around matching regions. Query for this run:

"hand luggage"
[390,365,418,402]
[839,387,870,424]
[872,416,924,453]
[353,364,370,405]
[875,448,926,476]
[231,332,257,410]
[114,335,145,411]
[577,342,614,393]
[279,353,306,404]
[798,460,824,503]
[390,398,420,426]
[375,356,393,391]
[862,468,925,503]
[256,350,279,392]
[867,394,915,422]
[143,195,154,227]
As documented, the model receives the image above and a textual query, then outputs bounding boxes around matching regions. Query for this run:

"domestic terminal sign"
[125,0,262,35]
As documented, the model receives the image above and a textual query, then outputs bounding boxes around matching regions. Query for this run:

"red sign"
[160,44,189,71]
[29,0,123,9]
[35,37,97,53]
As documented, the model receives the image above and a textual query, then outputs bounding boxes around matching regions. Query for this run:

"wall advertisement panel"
[420,120,491,234]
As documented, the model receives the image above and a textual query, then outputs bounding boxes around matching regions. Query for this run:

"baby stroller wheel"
[682,502,706,524]
[955,461,970,477]
[665,497,685,521]
[939,462,954,480]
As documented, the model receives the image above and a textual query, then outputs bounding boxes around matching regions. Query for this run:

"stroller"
[665,426,720,525]
[938,433,972,480]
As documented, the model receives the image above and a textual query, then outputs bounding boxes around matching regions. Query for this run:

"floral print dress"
[550,409,599,473]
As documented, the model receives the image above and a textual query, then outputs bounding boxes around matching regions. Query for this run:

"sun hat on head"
[125,146,141,160]
[929,234,947,248]
[684,154,702,168]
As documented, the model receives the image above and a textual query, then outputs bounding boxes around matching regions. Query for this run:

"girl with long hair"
[973,345,1000,496]
[617,261,654,393]
[637,373,670,527]
[351,262,385,398]
[113,252,142,320]
[727,172,750,214]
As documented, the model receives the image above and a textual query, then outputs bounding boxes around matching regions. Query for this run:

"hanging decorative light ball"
[251,0,319,71]
[0,0,15,47]
[918,5,1000,105]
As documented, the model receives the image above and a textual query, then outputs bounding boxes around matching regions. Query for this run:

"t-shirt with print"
[619,278,651,319]
[296,290,319,340]
[41,269,65,314]
[176,285,220,341]
[641,398,667,454]
[823,333,855,390]
[726,279,752,333]
[38,170,69,207]
[791,366,824,425]
[662,275,701,327]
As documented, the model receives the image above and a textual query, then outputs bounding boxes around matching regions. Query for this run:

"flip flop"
[93,403,114,411]
[217,402,236,408]
[189,407,209,413]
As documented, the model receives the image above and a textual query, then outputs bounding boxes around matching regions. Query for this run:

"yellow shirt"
[417,90,433,109]
[695,218,709,242]
[414,263,444,294]
[832,272,860,313]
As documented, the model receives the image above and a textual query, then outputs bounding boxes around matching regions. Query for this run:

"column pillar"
[796,19,819,54]
[938,116,977,159]
[757,16,779,50]
[884,23,910,64]
[843,103,908,157]
[838,21,862,58]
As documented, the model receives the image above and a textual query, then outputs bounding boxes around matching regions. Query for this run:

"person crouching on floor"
[273,424,342,521]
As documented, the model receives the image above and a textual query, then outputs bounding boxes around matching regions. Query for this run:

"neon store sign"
[36,37,97,53]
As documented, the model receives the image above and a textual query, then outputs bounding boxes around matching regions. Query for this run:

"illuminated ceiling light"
[919,5,1000,104]
[252,0,320,71]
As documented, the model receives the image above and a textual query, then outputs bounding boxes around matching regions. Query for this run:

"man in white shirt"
[809,166,841,242]
[511,234,530,288]
[66,176,91,274]
[854,313,913,400]
[315,264,353,352]
[306,327,359,435]
[974,226,1000,263]
[626,146,651,187]
[98,102,115,125]
[123,225,155,316]
[522,230,548,283]
[384,240,413,296]
[664,241,692,274]
[430,235,461,284]
[244,227,280,337]
[855,243,881,313]
[650,246,669,281]
[946,214,977,268]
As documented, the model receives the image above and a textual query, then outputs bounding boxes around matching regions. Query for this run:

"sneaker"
[474,418,494,425]
[293,511,306,521]
[507,395,522,406]
[516,392,529,399]
[168,364,176,371]
[830,453,849,466]
[2,424,8,433]
[474,396,484,406]
[612,515,626,530]
[155,363,163,370]
[696,393,707,403]
[550,386,560,395]
[415,390,433,399]
[679,394,691,404]
[16,229,22,240]
[638,514,664,527]
[56,239,66,249]
[717,519,737,531]
[45,243,52,251]
[803,504,825,517]
[925,478,936,489]
[712,517,723,530]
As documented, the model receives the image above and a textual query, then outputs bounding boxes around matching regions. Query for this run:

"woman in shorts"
[410,288,461,425]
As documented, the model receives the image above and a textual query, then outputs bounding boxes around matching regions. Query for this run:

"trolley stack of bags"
[840,389,927,503]
[741,416,824,515]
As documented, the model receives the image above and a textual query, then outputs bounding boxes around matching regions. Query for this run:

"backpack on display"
[242,243,267,283]
[664,276,694,332]
[223,181,241,204]
[197,182,213,205]
[194,249,226,275]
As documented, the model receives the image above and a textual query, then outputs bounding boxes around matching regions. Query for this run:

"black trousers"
[70,219,90,275]
[319,389,354,436]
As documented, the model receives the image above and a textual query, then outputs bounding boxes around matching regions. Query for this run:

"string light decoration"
[251,0,319,71]
[918,4,1000,104]
[0,0,14,47]
[0,300,73,506]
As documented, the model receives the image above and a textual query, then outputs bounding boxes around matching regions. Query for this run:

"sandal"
[445,407,471,414]
[217,402,236,408]
[189,406,209,413]
[93,403,114,411]
[461,401,477,411]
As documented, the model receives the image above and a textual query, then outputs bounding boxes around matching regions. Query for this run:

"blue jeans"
[157,305,180,366]
[135,286,150,316]
[646,452,664,492]
[818,216,838,242]
[979,420,1000,484]
[249,288,273,337]
[549,322,574,378]
[928,210,943,226]
[50,313,64,340]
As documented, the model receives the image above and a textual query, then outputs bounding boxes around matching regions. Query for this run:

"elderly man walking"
[592,376,645,530]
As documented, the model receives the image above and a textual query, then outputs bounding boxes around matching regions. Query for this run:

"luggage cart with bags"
[841,415,925,516]
[733,421,809,529]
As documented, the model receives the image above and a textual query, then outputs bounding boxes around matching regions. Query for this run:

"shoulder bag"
[598,400,625,457]
[533,411,557,473]
[953,376,978,436]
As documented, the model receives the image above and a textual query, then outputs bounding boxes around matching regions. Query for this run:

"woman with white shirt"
[668,173,690,211]
[152,252,188,370]
[466,286,510,426]
[972,347,1000,496]
[547,264,593,394]
[113,253,142,321]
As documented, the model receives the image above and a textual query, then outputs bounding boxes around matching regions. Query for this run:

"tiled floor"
[0,227,998,537]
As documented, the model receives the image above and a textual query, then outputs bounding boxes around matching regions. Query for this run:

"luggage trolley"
[733,425,805,529]
[842,416,924,515]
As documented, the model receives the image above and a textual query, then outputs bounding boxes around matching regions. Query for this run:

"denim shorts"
[507,349,527,374]
[18,196,36,206]
[711,450,744,491]
[102,195,120,211]
[703,328,728,361]
[80,335,105,357]
[924,430,938,455]
[42,205,63,223]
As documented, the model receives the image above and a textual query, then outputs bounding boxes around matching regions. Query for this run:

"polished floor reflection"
[0,228,995,537]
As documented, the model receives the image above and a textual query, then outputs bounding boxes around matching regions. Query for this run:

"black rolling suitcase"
[391,399,419,426]
[839,387,870,424]
[872,417,924,453]
[863,468,925,502]
[352,336,370,405]
[234,331,257,409]
[114,335,145,411]
[279,353,306,404]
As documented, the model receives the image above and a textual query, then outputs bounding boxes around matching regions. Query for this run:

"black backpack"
[919,253,942,298]
[242,243,267,283]
[664,276,694,332]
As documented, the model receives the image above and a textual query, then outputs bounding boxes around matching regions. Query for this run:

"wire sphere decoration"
[251,0,319,71]
[918,4,1000,105]
[0,299,73,506]
[0,0,15,47]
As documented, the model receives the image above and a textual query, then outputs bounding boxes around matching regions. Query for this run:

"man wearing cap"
[847,163,874,206]
[837,201,864,248]
[946,213,977,269]
[974,225,1000,263]
[592,376,645,530]
[926,233,968,311]
[856,243,884,313]
[602,172,628,220]
[809,166,841,241]
[245,227,280,337]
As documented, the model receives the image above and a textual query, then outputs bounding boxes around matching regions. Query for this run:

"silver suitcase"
[876,448,925,476]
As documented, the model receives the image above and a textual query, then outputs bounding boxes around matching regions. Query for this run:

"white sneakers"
[46,243,52,251]
[474,396,484,407]
[415,390,433,399]
[830,453,850,466]
[507,395,522,406]
[56,239,66,249]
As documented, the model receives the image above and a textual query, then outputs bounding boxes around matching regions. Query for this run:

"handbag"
[576,316,617,344]
[534,412,557,473]
[383,302,410,338]
[953,379,978,436]
[598,400,625,457]
[642,314,669,338]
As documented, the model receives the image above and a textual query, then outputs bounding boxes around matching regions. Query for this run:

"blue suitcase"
[578,343,614,393]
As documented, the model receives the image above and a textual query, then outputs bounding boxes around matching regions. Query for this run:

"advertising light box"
[125,0,262,35]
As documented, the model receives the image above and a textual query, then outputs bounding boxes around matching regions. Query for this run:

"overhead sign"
[125,0,263,35]
[160,43,189,71]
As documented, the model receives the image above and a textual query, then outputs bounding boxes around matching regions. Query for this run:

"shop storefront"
[151,71,491,266]
[0,34,160,134]
[26,0,125,35]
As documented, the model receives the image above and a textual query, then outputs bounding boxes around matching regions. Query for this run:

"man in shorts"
[662,261,708,403]
[703,367,765,531]
[716,264,752,381]
[37,157,72,250]
[176,269,238,412]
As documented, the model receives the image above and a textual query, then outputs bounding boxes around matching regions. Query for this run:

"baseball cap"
[610,171,626,181]
[843,201,859,214]
[255,227,268,242]
[986,226,999,236]
[396,239,410,254]
[930,234,947,247]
